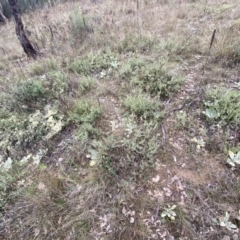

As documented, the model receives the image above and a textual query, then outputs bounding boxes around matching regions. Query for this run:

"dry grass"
[1,0,240,239]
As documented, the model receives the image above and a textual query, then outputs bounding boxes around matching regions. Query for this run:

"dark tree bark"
[8,0,38,59]
[0,3,8,24]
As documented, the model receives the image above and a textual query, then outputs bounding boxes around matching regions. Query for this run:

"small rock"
[232,234,239,240]
[129,217,134,223]
[37,182,46,192]
[168,235,175,240]
[222,236,230,240]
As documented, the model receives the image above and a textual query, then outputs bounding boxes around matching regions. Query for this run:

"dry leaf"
[163,187,172,197]
[43,227,48,235]
[90,160,97,166]
[34,228,40,237]
[58,216,62,224]
[38,182,46,192]
[130,210,135,216]
[152,175,160,183]
[122,207,127,215]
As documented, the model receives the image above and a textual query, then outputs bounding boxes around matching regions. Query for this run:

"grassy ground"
[1,0,240,239]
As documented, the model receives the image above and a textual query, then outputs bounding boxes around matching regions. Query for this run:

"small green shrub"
[45,58,59,71]
[227,150,240,167]
[0,111,19,131]
[0,156,23,219]
[133,62,183,98]
[77,122,101,148]
[123,92,164,119]
[13,78,47,110]
[175,111,188,129]
[68,99,101,153]
[203,87,240,126]
[29,62,46,76]
[46,71,69,98]
[161,205,177,221]
[68,99,101,125]
[68,51,118,76]
[120,59,183,99]
[0,109,11,121]
[0,105,63,156]
[158,35,197,60]
[29,59,59,77]
[67,57,92,75]
[78,76,96,94]
[119,58,146,80]
[12,72,70,111]
[117,34,158,54]
[88,117,160,179]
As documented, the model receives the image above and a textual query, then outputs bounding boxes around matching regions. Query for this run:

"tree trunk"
[8,0,38,59]
[0,3,8,24]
